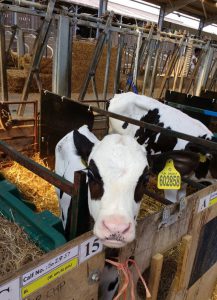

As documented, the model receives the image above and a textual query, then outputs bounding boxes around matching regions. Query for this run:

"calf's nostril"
[102,220,131,234]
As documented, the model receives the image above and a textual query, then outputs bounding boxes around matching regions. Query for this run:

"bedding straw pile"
[0,153,60,216]
[138,176,165,219]
[0,215,43,278]
[5,39,117,93]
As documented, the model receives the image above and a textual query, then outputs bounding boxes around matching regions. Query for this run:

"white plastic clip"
[44,90,48,95]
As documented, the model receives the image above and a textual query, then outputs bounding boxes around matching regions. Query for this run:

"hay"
[0,153,60,216]
[138,176,165,220]
[72,39,117,94]
[0,215,43,278]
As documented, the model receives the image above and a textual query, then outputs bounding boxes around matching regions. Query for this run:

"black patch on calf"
[122,121,129,129]
[185,135,217,180]
[134,109,177,154]
[195,160,210,179]
[88,159,104,200]
[108,277,119,291]
[60,189,64,199]
[73,130,94,162]
[134,167,150,203]
[61,210,65,221]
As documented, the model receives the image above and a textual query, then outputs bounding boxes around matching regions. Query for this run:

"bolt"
[91,272,100,282]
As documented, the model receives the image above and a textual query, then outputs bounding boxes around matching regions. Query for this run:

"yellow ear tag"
[157,159,181,190]
[81,158,88,168]
[199,153,207,163]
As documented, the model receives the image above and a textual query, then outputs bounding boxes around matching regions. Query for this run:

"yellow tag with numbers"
[157,159,181,190]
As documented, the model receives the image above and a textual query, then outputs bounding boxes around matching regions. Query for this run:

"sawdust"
[0,215,43,278]
[0,153,60,216]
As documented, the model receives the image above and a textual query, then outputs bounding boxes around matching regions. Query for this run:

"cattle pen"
[1,0,217,299]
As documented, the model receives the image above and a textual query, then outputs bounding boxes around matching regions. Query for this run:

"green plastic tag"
[157,159,181,190]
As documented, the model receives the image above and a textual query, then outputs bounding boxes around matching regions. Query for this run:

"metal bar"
[45,91,217,151]
[0,139,76,197]
[17,28,25,58]
[182,177,205,190]
[114,33,124,94]
[6,25,17,60]
[148,41,160,97]
[195,45,214,96]
[34,100,38,151]
[52,15,71,97]
[1,4,211,47]
[0,13,8,102]
[133,30,142,86]
[166,101,217,118]
[17,0,56,116]
[103,30,112,100]
[78,12,114,101]
[142,40,155,95]
[158,4,166,31]
[144,188,171,205]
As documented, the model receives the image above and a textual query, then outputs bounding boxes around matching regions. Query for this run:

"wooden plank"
[24,251,104,300]
[186,262,217,300]
[0,231,104,300]
[148,253,163,300]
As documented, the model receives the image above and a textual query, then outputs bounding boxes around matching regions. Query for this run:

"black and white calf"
[108,92,217,202]
[55,125,150,248]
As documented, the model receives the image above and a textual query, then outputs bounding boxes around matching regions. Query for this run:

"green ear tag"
[157,159,181,190]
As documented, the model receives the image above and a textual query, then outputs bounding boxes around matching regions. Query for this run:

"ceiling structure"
[142,0,217,26]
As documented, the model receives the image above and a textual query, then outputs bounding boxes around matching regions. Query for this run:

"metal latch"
[158,198,186,229]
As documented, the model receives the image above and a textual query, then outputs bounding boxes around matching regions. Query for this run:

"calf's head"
[74,131,149,248]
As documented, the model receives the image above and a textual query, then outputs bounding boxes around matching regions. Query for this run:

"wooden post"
[149,253,163,300]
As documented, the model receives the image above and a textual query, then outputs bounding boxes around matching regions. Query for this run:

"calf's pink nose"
[102,219,131,235]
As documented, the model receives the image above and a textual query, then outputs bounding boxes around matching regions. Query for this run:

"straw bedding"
[0,153,60,216]
[5,39,117,94]
[0,215,43,278]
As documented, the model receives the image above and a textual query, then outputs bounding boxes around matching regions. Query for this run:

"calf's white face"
[86,134,149,248]
[56,125,149,248]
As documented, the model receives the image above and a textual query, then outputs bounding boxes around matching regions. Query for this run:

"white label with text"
[22,246,79,286]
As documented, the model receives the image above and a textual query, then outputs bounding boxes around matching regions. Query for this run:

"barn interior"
[0,0,217,299]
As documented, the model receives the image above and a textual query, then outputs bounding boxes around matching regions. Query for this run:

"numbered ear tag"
[157,159,181,190]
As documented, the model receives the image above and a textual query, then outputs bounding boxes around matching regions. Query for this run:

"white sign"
[79,236,103,264]
[198,190,217,213]
[198,195,211,212]
[22,245,79,286]
[0,278,20,300]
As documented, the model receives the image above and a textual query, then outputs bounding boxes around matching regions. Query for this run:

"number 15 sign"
[79,236,103,264]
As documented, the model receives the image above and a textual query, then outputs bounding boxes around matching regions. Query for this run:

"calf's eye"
[134,167,150,203]
[88,159,104,200]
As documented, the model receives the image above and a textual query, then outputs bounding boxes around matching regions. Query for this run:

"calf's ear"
[73,130,95,162]
[148,150,200,177]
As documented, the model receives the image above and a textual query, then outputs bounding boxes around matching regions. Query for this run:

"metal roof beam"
[165,0,198,15]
